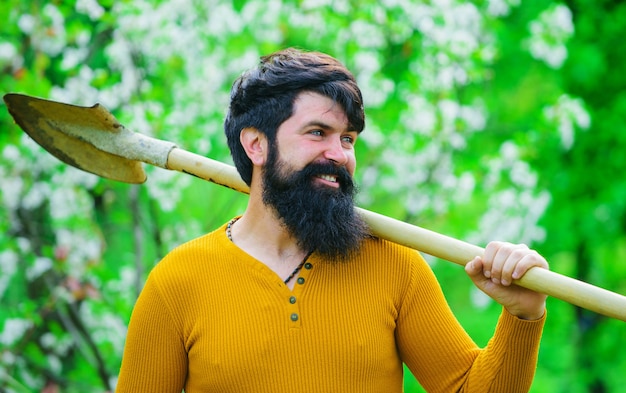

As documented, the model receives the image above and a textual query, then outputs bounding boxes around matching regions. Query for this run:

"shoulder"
[359,236,430,270]
[166,229,223,260]
[161,231,221,266]
[353,236,436,288]
[148,223,233,285]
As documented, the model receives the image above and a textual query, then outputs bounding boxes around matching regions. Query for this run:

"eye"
[309,129,323,137]
[341,134,356,145]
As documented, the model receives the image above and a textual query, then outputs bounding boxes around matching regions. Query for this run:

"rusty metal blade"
[3,93,147,183]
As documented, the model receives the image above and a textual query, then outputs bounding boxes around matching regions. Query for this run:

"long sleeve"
[461,310,545,392]
[395,250,545,393]
[116,273,188,392]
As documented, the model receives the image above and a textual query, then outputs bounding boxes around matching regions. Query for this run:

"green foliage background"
[1,0,625,392]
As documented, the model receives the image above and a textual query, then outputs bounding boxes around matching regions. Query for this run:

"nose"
[323,136,349,166]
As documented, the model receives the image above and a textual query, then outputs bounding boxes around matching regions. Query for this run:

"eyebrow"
[301,120,357,133]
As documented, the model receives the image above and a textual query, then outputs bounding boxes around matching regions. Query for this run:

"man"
[116,48,548,392]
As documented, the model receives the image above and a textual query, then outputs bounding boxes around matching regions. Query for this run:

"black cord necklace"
[226,217,312,285]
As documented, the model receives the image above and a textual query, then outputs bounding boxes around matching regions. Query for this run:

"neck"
[229,207,308,263]
[227,210,311,288]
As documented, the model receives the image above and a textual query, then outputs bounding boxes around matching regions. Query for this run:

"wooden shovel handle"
[5,92,624,320]
[167,147,626,321]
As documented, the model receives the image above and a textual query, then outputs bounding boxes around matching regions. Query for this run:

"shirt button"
[304,262,313,270]
[289,296,297,304]
[291,313,299,321]
[297,277,305,285]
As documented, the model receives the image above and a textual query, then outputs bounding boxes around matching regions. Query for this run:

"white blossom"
[0,176,23,211]
[144,168,190,212]
[79,303,128,354]
[0,42,17,68]
[17,14,36,34]
[40,332,73,356]
[401,94,438,136]
[544,94,591,149]
[75,0,105,20]
[0,250,19,298]
[21,182,50,210]
[0,318,33,346]
[526,4,574,69]
[486,0,521,17]
[48,355,62,374]
[55,229,103,276]
[37,4,67,56]
[26,257,53,281]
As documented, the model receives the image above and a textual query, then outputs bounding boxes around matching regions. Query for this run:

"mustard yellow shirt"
[116,221,545,392]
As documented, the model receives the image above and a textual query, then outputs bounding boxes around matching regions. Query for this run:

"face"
[261,92,369,262]
[271,91,358,187]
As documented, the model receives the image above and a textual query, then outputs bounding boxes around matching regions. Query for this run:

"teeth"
[319,175,337,183]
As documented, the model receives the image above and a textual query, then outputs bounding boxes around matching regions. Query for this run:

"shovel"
[4,93,626,322]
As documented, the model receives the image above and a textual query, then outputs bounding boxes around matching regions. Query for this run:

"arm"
[396,249,545,393]
[116,273,188,393]
[461,309,545,392]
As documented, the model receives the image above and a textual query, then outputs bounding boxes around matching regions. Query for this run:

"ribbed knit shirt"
[116,221,545,393]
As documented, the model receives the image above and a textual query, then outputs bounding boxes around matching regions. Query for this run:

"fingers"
[464,256,485,278]
[479,241,548,286]
[466,242,549,320]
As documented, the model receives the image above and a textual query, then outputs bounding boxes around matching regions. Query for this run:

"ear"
[240,127,268,166]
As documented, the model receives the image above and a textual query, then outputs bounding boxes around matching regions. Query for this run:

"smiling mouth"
[319,174,337,182]
[316,174,339,187]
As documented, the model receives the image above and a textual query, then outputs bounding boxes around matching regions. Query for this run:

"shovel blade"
[3,93,147,184]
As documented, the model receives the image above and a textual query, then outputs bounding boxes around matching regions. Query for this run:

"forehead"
[288,91,350,129]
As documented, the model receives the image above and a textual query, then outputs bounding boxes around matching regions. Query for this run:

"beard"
[261,150,369,262]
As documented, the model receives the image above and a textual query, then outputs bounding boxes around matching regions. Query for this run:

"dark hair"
[224,48,365,186]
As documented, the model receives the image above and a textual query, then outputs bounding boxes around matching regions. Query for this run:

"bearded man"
[116,48,548,393]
